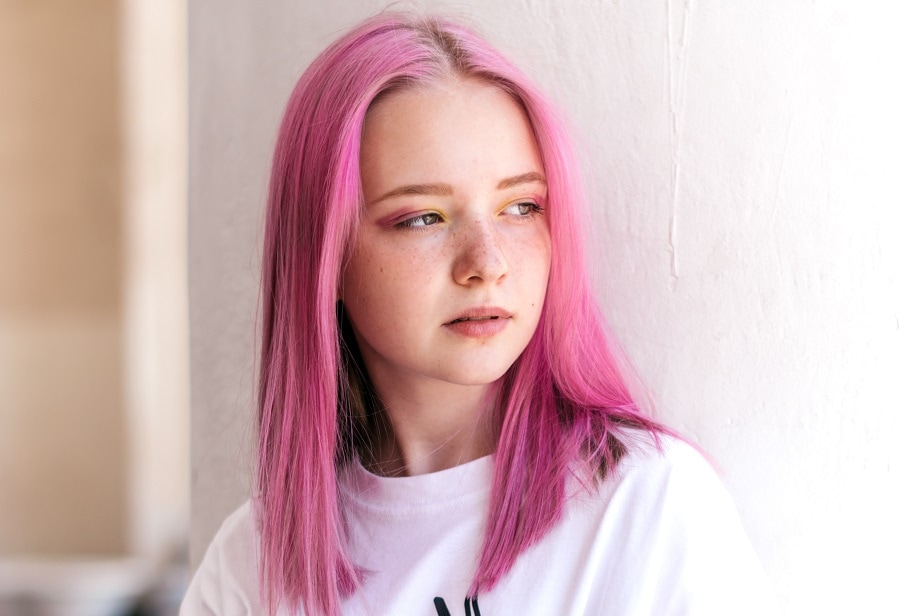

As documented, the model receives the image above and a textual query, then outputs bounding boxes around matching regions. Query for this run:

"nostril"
[451,224,510,284]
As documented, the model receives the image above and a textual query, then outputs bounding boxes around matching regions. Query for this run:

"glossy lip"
[442,306,512,338]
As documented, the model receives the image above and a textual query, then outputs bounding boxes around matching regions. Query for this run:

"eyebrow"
[496,171,547,190]
[370,182,453,205]
[370,171,546,205]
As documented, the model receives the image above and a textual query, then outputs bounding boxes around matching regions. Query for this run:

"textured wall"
[189,1,900,613]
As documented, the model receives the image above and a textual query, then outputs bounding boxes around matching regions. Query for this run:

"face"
[341,78,551,396]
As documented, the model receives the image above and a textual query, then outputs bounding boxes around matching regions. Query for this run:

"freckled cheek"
[508,228,552,273]
[347,241,440,308]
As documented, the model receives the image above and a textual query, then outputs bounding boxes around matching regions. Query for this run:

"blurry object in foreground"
[0,554,187,616]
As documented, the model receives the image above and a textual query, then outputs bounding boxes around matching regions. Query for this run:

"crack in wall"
[665,0,693,290]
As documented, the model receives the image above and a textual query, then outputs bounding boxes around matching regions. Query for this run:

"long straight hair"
[257,12,666,615]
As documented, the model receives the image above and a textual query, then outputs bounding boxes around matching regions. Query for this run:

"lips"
[451,315,499,323]
[445,306,512,325]
[443,307,512,338]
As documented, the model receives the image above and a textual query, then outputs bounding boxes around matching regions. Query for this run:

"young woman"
[183,12,774,616]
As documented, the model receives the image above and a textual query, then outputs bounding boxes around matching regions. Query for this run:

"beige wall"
[0,0,189,561]
[0,0,126,554]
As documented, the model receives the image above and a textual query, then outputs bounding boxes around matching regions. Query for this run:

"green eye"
[504,202,543,217]
[397,212,442,228]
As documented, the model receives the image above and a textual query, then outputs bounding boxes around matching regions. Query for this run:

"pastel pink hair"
[257,12,666,615]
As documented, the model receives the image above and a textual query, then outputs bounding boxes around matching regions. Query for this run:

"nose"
[451,220,509,286]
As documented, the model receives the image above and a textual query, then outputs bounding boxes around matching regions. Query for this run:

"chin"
[445,362,516,387]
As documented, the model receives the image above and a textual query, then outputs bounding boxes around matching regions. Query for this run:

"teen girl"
[183,12,774,616]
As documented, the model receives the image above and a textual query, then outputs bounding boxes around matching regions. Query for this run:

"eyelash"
[394,202,544,230]
[505,202,544,217]
[396,212,442,229]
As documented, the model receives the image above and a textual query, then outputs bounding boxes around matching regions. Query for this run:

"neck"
[361,378,496,477]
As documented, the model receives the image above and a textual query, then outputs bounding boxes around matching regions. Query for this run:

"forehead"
[360,78,543,198]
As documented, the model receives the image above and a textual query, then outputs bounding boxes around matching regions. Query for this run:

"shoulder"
[567,432,739,541]
[488,433,778,614]
[591,432,780,614]
[569,431,723,511]
[181,501,271,616]
[612,432,726,505]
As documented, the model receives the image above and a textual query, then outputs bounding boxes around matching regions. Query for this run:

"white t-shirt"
[182,436,777,615]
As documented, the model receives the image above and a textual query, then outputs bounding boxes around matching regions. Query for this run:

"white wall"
[189,2,900,613]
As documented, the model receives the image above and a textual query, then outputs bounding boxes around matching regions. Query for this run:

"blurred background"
[0,0,188,613]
